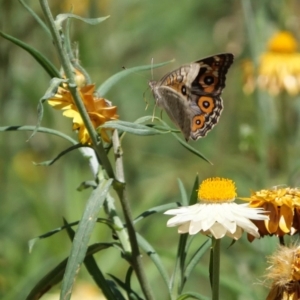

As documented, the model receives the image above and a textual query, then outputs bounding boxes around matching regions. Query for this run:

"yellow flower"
[243,31,300,95]
[265,245,300,300]
[241,186,300,242]
[48,84,118,144]
[165,177,268,240]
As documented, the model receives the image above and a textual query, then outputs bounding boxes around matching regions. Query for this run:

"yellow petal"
[265,202,279,234]
[279,204,293,233]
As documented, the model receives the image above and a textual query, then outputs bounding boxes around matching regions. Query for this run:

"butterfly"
[149,53,234,141]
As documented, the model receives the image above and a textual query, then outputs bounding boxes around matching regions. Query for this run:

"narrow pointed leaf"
[0,31,59,78]
[64,220,121,300]
[177,292,209,300]
[26,243,114,300]
[28,78,67,141]
[189,175,199,205]
[28,218,115,252]
[177,178,188,206]
[0,125,77,144]
[134,202,180,224]
[77,180,98,191]
[172,132,212,164]
[184,239,210,283]
[100,120,169,136]
[97,60,174,96]
[137,234,170,292]
[60,178,113,300]
[33,144,83,166]
[18,0,50,35]
[171,233,188,294]
[55,14,109,30]
[108,274,142,300]
[135,116,212,165]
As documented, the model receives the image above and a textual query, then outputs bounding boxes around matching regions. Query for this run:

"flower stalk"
[211,237,220,300]
[39,0,114,178]
[112,130,154,300]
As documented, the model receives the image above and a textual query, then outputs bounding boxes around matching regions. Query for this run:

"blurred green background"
[1,0,300,299]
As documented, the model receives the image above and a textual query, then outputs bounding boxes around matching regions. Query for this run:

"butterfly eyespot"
[192,115,205,131]
[203,101,210,108]
[204,76,214,85]
[198,96,215,114]
[181,85,187,95]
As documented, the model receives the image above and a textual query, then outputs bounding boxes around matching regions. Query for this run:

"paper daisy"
[165,177,268,240]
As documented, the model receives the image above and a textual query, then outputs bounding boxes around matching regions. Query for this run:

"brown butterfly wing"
[192,53,234,95]
[153,85,192,141]
[188,53,234,140]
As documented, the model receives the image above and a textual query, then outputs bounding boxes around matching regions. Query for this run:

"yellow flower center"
[268,31,298,53]
[198,177,237,203]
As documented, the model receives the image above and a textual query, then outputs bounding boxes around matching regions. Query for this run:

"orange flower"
[241,186,300,242]
[243,31,300,95]
[48,84,118,144]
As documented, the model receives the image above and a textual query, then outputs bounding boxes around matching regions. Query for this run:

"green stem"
[39,0,114,179]
[242,0,269,187]
[276,92,289,175]
[112,130,154,300]
[211,237,220,300]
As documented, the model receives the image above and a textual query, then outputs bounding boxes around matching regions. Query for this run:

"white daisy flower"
[165,178,268,240]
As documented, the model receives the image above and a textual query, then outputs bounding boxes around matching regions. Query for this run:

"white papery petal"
[178,222,190,234]
[167,214,193,226]
[189,220,203,235]
[226,226,243,240]
[222,219,237,233]
[164,207,192,215]
[209,223,227,239]
[165,202,268,240]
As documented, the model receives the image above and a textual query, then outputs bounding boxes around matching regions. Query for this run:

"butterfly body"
[149,53,234,141]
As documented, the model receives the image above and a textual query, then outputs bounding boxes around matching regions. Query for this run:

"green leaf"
[18,0,50,35]
[136,116,212,165]
[177,292,209,300]
[189,175,199,205]
[97,60,174,96]
[170,233,188,296]
[26,242,115,300]
[177,179,188,206]
[137,234,170,293]
[0,125,78,145]
[64,219,122,300]
[77,180,98,191]
[184,239,210,283]
[0,31,60,78]
[100,120,169,136]
[108,273,142,300]
[60,178,113,300]
[33,143,84,166]
[133,202,180,224]
[171,132,212,164]
[28,218,115,252]
[27,78,67,141]
[55,13,110,30]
